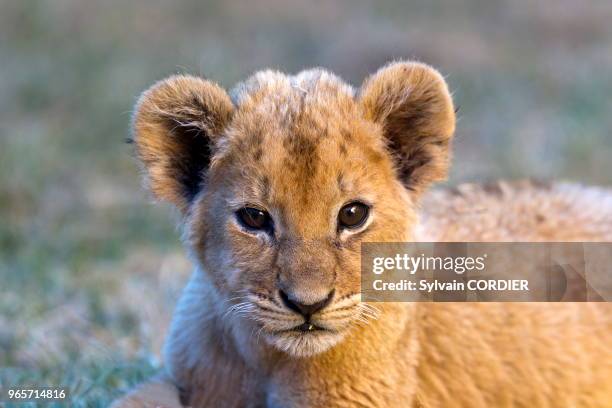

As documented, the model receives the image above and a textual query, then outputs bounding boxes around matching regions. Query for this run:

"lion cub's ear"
[359,61,455,194]
[132,75,234,212]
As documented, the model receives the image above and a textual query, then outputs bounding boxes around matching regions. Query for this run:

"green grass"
[1,358,158,407]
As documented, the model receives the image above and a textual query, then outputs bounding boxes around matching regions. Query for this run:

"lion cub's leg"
[111,374,183,408]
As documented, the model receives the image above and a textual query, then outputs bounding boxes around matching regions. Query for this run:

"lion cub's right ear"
[359,62,455,195]
[132,75,234,212]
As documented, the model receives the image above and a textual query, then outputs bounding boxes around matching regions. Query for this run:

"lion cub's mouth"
[294,322,324,332]
[228,292,379,357]
[278,322,328,333]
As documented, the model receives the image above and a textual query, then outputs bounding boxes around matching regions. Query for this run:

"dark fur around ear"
[132,75,234,212]
[359,61,456,194]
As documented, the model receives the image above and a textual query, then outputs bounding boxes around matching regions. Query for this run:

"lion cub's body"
[116,182,612,408]
[414,182,612,407]
[114,62,612,407]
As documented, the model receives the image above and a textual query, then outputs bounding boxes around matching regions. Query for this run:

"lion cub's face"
[133,62,455,357]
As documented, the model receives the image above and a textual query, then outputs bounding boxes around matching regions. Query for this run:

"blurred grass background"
[1,0,611,405]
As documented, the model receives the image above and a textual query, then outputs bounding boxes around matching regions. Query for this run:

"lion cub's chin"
[265,329,347,358]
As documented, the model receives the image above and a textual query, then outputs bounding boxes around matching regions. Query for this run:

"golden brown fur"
[114,62,612,407]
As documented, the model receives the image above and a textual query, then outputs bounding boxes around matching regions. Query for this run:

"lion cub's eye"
[338,202,370,230]
[236,207,273,232]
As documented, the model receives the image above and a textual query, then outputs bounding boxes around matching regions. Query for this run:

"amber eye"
[338,202,370,230]
[236,207,273,232]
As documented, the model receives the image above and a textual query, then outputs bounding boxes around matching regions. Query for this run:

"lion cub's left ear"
[359,61,456,194]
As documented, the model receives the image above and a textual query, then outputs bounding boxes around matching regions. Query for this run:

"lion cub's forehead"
[220,68,385,175]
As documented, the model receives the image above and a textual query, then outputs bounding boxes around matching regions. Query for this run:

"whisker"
[358,303,381,320]
[361,302,381,312]
[320,310,358,320]
[223,301,255,320]
[255,326,266,344]
[320,305,359,315]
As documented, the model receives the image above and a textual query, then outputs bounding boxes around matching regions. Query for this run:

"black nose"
[279,289,334,318]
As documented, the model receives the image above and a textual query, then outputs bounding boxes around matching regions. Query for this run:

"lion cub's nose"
[279,289,334,318]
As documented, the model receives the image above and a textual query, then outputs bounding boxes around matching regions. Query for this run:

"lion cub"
[114,62,612,407]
